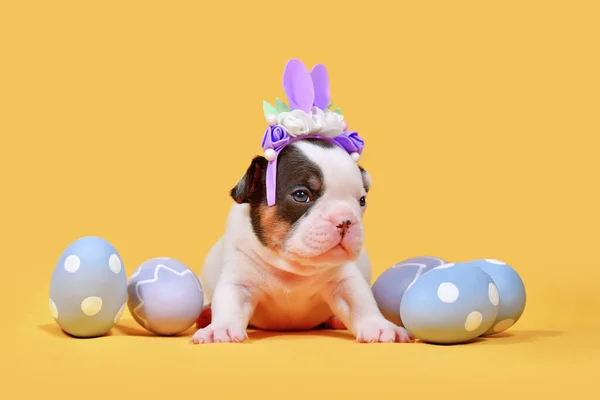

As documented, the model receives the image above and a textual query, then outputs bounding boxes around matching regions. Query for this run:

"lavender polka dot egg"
[49,236,127,338]
[127,257,204,336]
[372,256,447,326]
[400,262,500,344]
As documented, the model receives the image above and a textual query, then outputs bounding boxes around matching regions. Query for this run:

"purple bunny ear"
[282,59,314,112]
[310,64,330,110]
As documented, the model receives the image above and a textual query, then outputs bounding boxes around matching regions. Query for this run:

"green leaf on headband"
[275,98,289,113]
[263,101,278,118]
[333,107,342,115]
[326,103,333,110]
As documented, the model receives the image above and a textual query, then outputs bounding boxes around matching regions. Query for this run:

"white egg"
[49,236,127,338]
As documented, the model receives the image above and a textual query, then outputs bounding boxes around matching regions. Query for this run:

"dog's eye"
[291,190,311,203]
[359,196,366,207]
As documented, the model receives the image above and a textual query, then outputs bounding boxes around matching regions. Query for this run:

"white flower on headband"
[277,109,315,137]
[276,107,346,138]
[310,107,325,131]
[319,111,345,138]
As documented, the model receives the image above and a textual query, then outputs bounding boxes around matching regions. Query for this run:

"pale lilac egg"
[372,256,447,326]
[127,257,204,336]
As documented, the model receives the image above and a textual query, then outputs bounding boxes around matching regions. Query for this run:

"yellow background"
[1,0,599,398]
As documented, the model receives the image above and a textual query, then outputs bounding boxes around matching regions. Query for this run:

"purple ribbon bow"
[261,125,365,206]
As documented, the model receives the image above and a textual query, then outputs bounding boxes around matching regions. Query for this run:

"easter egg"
[400,262,499,344]
[372,256,447,326]
[49,236,128,338]
[466,259,526,335]
[127,257,204,336]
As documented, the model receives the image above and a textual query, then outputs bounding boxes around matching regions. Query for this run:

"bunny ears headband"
[261,59,365,206]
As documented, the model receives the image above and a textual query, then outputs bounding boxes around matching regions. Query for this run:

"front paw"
[191,323,248,344]
[355,318,414,343]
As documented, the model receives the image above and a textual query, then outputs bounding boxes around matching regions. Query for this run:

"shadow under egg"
[37,323,114,339]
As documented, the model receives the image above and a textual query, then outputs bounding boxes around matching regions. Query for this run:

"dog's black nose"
[336,220,352,233]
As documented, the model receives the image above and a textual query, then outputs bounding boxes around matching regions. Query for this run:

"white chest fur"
[199,204,372,331]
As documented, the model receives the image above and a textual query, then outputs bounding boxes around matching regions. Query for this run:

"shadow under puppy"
[192,138,413,344]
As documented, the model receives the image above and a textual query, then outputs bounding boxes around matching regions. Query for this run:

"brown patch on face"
[253,204,292,249]
[230,140,326,249]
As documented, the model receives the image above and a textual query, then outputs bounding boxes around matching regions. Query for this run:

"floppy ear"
[230,156,268,204]
[358,165,371,193]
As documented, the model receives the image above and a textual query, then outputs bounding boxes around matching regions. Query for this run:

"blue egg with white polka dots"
[49,236,128,338]
[466,259,526,336]
[399,262,500,344]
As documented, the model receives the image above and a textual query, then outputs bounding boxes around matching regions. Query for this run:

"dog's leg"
[191,282,258,344]
[324,266,413,343]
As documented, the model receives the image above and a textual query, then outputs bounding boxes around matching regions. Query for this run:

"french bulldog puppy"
[191,138,413,344]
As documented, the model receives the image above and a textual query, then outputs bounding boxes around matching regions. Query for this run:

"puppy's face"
[231,139,371,270]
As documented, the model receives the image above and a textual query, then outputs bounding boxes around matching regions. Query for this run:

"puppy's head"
[231,139,371,270]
